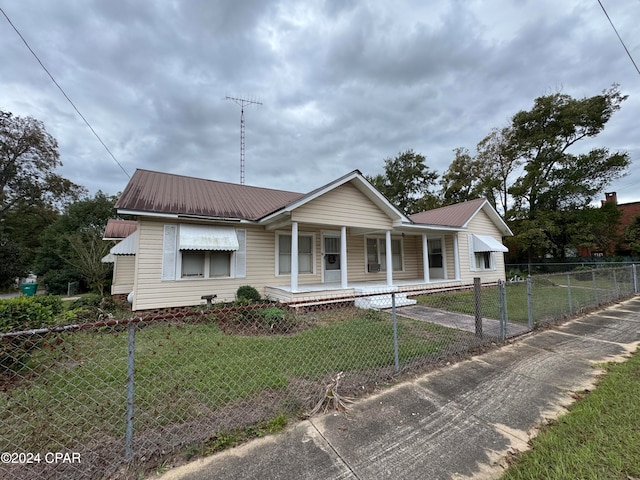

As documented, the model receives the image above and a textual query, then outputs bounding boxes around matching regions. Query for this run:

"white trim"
[364,234,404,273]
[275,230,316,277]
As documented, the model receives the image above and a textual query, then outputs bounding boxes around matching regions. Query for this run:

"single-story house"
[107,169,512,311]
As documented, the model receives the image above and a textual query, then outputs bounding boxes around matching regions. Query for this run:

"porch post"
[291,221,299,292]
[422,234,430,283]
[385,230,393,286]
[453,233,460,280]
[340,226,347,289]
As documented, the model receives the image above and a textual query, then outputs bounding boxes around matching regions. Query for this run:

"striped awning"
[472,234,508,253]
[179,225,239,251]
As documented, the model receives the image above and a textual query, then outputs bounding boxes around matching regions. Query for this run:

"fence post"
[392,292,399,373]
[125,322,136,461]
[613,268,619,299]
[633,264,638,294]
[526,275,533,330]
[473,277,482,338]
[567,273,573,315]
[498,280,506,341]
[592,270,598,306]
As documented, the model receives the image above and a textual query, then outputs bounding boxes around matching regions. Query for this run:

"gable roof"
[259,170,410,224]
[410,198,512,236]
[115,169,304,221]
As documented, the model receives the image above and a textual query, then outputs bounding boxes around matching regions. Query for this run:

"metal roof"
[409,198,487,227]
[115,169,304,220]
[103,219,138,239]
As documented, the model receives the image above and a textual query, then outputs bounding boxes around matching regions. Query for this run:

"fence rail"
[1,265,638,479]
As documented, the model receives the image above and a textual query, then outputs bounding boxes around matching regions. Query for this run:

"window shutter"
[235,229,247,278]
[467,235,476,272]
[162,225,178,280]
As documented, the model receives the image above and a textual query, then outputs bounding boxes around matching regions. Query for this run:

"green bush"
[236,285,261,303]
[32,295,64,316]
[0,296,59,372]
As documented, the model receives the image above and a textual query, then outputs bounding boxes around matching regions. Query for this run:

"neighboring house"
[108,169,512,312]
[578,192,640,257]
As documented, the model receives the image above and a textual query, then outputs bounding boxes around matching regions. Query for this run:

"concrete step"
[354,292,417,310]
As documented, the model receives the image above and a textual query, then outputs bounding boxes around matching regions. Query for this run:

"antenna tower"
[226,96,262,185]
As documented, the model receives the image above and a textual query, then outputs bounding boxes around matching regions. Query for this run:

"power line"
[0,7,130,179]
[597,0,640,77]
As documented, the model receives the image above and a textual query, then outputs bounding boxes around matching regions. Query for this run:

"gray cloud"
[1,0,638,203]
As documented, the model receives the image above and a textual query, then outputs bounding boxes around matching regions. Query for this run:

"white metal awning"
[109,231,138,255]
[472,234,508,253]
[179,225,239,251]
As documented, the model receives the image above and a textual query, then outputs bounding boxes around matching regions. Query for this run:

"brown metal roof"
[103,219,138,239]
[409,198,487,227]
[115,169,305,220]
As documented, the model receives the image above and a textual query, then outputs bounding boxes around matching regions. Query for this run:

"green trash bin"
[20,283,38,296]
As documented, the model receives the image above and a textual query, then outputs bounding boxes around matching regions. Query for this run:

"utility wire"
[0,7,130,179]
[597,0,640,77]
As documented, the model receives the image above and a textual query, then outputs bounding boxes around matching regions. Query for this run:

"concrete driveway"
[157,296,640,480]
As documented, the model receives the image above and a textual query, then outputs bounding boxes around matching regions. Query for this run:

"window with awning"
[469,234,507,272]
[179,225,239,251]
[472,234,508,253]
[161,224,246,280]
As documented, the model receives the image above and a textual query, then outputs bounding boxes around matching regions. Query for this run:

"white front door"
[428,237,445,279]
[323,235,341,283]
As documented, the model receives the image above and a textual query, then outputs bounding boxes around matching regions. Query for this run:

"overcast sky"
[1,0,639,205]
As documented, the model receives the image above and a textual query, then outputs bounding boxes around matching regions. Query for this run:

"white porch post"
[453,233,460,280]
[422,233,430,283]
[340,226,347,289]
[385,230,393,286]
[291,221,298,292]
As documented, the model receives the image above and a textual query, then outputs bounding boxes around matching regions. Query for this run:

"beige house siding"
[133,220,284,310]
[111,256,135,294]
[458,208,507,284]
[292,183,393,230]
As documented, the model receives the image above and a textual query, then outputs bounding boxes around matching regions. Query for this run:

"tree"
[439,148,486,206]
[35,192,117,294]
[624,216,640,256]
[508,85,629,220]
[502,85,630,261]
[475,127,520,217]
[0,110,85,219]
[367,150,439,214]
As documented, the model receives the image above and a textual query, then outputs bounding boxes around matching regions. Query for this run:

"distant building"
[578,192,640,257]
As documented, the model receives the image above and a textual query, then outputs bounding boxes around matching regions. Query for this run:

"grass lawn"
[416,271,632,325]
[1,308,467,453]
[501,349,640,480]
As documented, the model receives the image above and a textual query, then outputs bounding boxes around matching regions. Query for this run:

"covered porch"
[265,277,465,307]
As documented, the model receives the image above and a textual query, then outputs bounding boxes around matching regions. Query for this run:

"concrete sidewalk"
[158,297,640,480]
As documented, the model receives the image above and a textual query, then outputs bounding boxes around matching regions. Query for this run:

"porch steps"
[353,286,417,310]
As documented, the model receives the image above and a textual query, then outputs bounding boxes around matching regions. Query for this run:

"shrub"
[32,295,64,316]
[236,285,261,303]
[0,296,59,372]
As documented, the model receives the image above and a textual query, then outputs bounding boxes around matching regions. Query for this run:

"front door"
[428,237,445,279]
[323,235,341,283]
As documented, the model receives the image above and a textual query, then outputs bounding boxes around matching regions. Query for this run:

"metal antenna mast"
[226,96,262,185]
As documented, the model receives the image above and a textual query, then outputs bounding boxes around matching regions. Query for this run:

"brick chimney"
[602,192,618,206]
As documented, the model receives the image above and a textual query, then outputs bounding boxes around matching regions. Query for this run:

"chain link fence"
[1,265,638,479]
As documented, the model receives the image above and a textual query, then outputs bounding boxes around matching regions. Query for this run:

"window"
[365,237,403,271]
[162,225,246,281]
[277,233,314,275]
[469,234,503,272]
[182,252,205,278]
[181,250,232,279]
[210,251,231,277]
[475,251,492,270]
